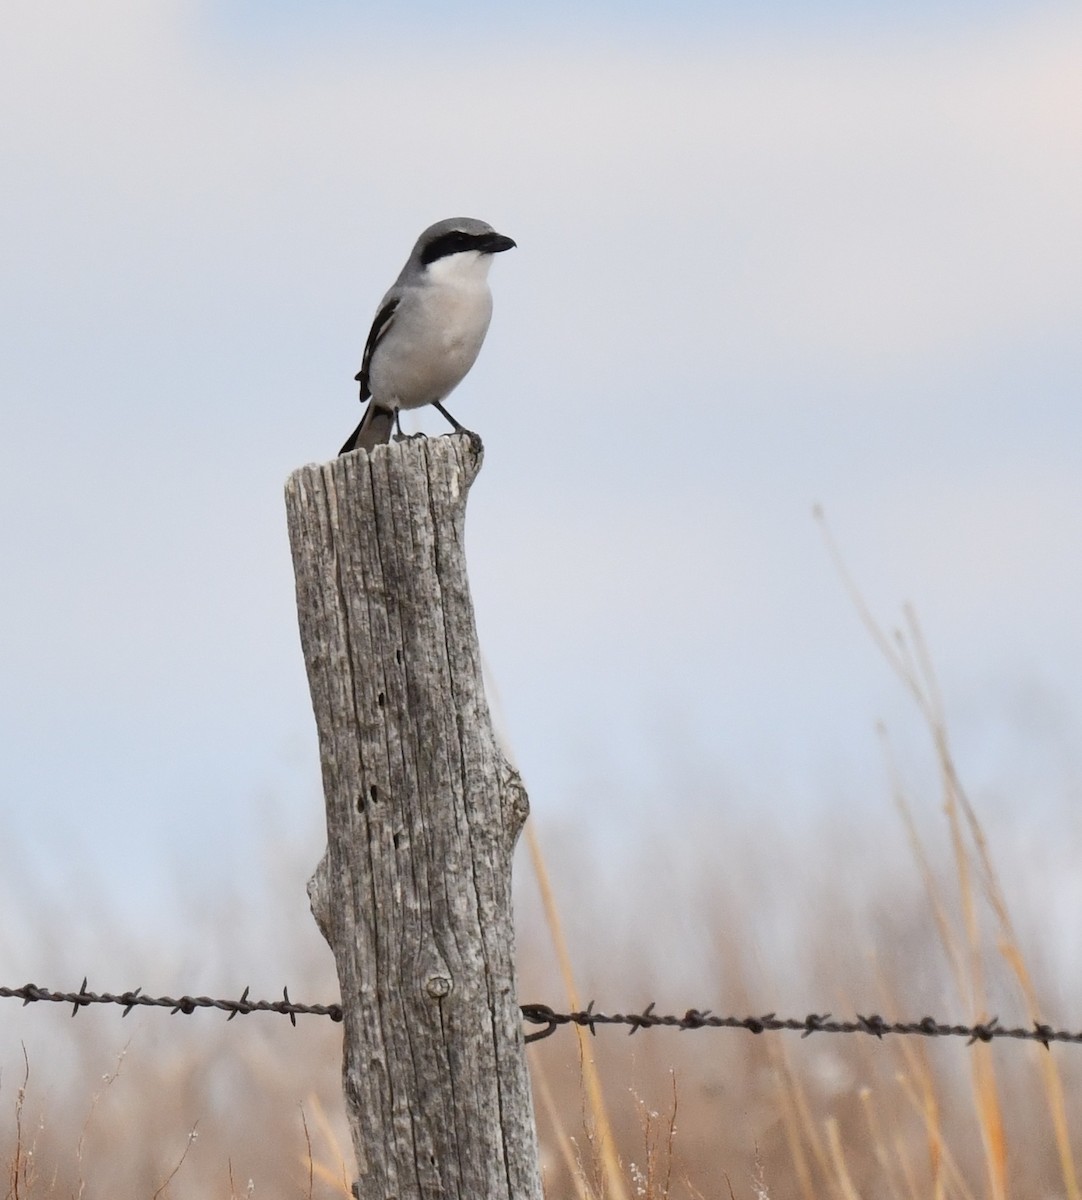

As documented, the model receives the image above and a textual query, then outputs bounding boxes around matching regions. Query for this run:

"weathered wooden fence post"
[285,434,543,1200]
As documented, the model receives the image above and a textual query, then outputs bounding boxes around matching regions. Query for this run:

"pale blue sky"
[209,0,1066,38]
[2,0,1081,965]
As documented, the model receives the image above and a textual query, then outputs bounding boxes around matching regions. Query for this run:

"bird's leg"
[432,401,476,437]
[392,407,429,443]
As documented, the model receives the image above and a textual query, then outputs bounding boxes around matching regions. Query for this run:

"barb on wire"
[3,983,1080,1050]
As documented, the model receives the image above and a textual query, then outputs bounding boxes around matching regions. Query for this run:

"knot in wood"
[425,974,452,999]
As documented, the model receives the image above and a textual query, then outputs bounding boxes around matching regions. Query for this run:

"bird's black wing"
[354,297,400,402]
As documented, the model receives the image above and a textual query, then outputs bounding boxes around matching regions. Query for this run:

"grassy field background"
[2,618,1079,1198]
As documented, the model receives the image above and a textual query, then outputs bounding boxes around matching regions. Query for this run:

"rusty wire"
[3,982,1081,1049]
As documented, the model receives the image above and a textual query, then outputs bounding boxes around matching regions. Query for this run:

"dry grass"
[2,600,1079,1196]
[515,561,1081,1198]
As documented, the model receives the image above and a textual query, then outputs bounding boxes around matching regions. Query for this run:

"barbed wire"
[3,982,1081,1049]
[0,981,342,1025]
[519,1003,1082,1047]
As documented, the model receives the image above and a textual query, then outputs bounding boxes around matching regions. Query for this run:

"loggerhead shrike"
[339,217,516,455]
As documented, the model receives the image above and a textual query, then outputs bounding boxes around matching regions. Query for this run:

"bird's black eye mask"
[421,230,494,265]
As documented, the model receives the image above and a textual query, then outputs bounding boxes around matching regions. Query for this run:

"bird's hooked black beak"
[482,232,516,254]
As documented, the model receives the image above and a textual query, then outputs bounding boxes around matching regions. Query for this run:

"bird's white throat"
[424,249,495,288]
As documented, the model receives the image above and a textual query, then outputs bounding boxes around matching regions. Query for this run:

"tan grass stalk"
[824,1117,863,1200]
[912,609,1078,1199]
[9,1046,31,1200]
[999,942,1080,1200]
[879,727,968,1002]
[766,1038,828,1200]
[300,1104,315,1200]
[913,1063,946,1200]
[151,1122,199,1200]
[629,1074,678,1200]
[72,1039,130,1195]
[870,952,943,1200]
[529,1044,597,1200]
[857,1087,907,1200]
[895,1071,977,1200]
[890,1121,925,1200]
[904,614,1008,1200]
[818,513,1015,1199]
[771,1062,818,1200]
[302,1091,352,1197]
[526,821,630,1200]
[885,1033,943,1200]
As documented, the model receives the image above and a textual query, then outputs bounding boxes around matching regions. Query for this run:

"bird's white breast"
[369,252,496,412]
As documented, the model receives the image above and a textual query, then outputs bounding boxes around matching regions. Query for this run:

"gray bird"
[340,217,516,455]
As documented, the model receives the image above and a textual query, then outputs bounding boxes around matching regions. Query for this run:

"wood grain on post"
[285,434,542,1200]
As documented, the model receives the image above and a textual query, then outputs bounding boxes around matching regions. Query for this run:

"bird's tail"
[339,404,395,455]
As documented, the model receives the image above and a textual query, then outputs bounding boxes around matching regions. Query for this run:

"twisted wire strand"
[3,982,1079,1049]
[0,981,342,1025]
[518,1002,1081,1047]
